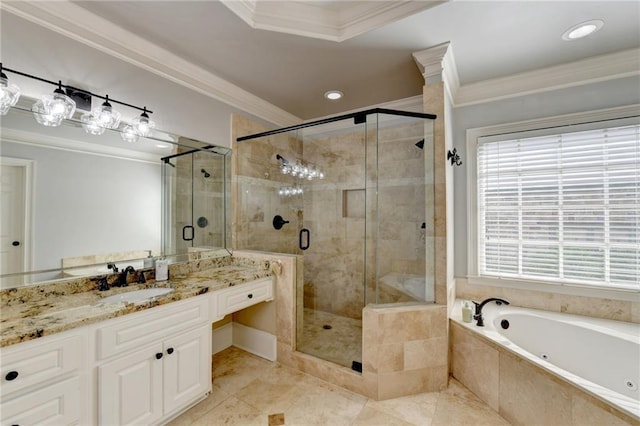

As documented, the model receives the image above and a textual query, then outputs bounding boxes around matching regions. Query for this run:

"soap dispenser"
[143,250,154,268]
[462,300,473,323]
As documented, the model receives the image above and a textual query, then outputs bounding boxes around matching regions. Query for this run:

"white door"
[0,158,31,276]
[99,343,164,425]
[163,326,211,414]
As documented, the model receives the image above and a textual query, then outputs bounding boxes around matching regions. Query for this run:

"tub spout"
[472,297,510,327]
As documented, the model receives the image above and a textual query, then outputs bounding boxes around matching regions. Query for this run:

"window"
[469,113,639,293]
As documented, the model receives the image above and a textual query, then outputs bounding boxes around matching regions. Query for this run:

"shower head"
[201,168,210,178]
[415,139,424,150]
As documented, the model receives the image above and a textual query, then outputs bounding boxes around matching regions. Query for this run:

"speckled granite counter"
[0,256,273,348]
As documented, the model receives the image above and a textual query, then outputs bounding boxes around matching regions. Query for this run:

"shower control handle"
[273,215,289,230]
[299,228,310,251]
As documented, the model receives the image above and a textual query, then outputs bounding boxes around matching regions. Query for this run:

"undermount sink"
[98,288,173,304]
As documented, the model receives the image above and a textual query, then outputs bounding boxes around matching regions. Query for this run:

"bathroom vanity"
[0,256,274,425]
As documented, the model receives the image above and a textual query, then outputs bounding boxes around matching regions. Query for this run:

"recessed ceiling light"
[156,144,170,149]
[324,90,343,101]
[562,19,604,41]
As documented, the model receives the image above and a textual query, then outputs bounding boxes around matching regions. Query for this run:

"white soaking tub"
[452,299,640,420]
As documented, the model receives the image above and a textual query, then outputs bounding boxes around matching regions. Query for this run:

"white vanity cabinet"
[212,277,274,321]
[0,328,89,426]
[94,297,211,425]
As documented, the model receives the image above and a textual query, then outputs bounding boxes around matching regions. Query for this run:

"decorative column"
[412,42,458,314]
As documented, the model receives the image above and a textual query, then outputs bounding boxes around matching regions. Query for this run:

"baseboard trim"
[211,322,277,361]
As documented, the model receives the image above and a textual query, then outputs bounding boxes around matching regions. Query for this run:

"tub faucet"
[118,266,136,287]
[472,297,510,327]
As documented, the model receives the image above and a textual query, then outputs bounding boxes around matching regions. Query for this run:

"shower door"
[235,116,372,369]
[292,118,371,369]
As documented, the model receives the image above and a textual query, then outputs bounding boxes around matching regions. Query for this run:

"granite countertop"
[0,256,273,348]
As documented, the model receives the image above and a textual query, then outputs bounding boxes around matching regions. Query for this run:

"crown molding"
[454,48,640,107]
[1,1,301,128]
[412,42,460,102]
[220,0,444,42]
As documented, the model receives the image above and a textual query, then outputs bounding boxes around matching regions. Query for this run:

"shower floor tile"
[297,308,362,368]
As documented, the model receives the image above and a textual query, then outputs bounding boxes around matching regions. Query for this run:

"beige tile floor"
[168,347,511,426]
[297,308,362,368]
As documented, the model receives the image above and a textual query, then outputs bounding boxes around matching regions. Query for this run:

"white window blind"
[477,123,639,290]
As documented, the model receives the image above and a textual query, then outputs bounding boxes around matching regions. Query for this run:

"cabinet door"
[163,326,211,415]
[99,343,163,425]
[1,376,81,425]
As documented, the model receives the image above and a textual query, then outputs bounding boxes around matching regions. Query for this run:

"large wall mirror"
[0,101,231,289]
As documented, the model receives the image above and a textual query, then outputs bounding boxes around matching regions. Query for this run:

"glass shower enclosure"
[235,109,435,370]
[162,145,232,259]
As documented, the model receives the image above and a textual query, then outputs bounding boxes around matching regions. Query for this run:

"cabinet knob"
[5,371,19,381]
[247,293,253,299]
[155,352,163,360]
[167,347,174,355]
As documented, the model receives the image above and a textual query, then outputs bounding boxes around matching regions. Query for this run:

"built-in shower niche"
[342,189,365,218]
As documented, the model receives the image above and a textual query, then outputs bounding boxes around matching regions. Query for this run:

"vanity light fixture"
[324,90,343,101]
[562,19,604,41]
[276,154,324,180]
[0,63,21,115]
[0,64,155,140]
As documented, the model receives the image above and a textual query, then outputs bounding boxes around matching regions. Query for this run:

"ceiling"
[7,1,640,121]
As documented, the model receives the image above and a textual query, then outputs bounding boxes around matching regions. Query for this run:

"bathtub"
[452,300,640,420]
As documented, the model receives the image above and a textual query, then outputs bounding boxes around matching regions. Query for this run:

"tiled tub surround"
[450,299,639,425]
[0,255,271,347]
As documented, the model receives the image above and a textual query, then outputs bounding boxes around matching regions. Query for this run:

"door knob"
[12,241,20,247]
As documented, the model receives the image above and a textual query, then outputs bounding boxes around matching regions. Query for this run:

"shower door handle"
[182,225,194,241]
[299,228,310,250]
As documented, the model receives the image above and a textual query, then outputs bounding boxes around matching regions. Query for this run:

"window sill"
[466,275,640,303]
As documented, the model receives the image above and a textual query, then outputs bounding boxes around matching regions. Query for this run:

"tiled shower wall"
[233,114,434,319]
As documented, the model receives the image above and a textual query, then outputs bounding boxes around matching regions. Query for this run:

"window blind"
[477,124,639,290]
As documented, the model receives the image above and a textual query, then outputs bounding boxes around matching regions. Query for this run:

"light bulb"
[93,96,121,129]
[132,107,155,137]
[81,112,106,135]
[32,81,75,127]
[120,124,140,143]
[32,99,63,127]
[0,72,21,115]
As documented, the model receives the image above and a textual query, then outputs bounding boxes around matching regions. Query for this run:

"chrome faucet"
[118,266,136,287]
[472,297,510,326]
